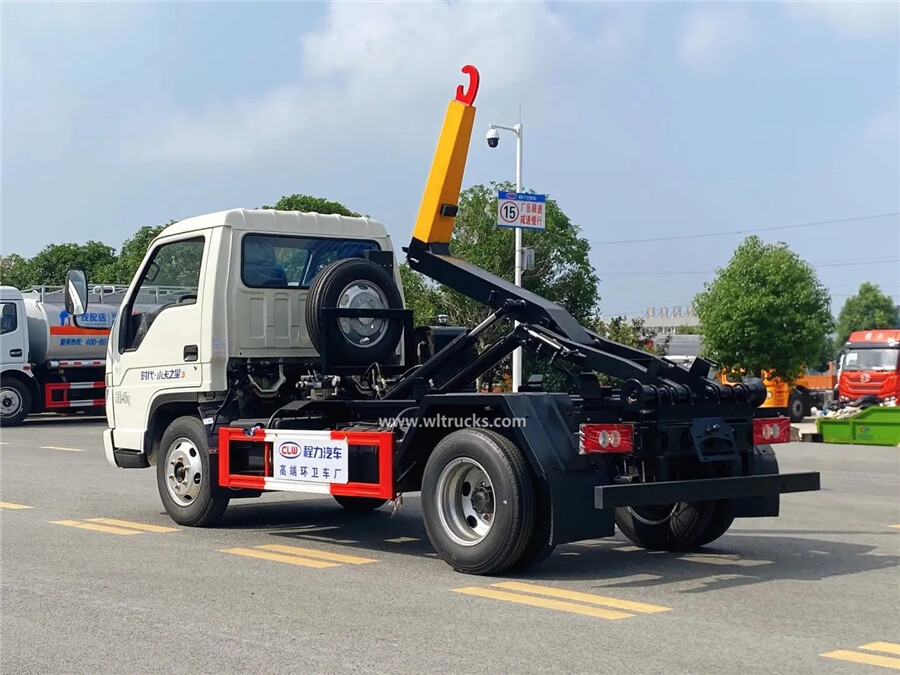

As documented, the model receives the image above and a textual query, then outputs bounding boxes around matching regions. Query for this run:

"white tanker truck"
[0,284,126,426]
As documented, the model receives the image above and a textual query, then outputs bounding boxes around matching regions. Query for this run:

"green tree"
[398,263,444,327]
[412,182,599,391]
[26,241,117,286]
[814,334,837,372]
[0,254,32,289]
[693,235,833,384]
[447,183,598,327]
[89,223,170,285]
[835,282,900,345]
[263,194,361,217]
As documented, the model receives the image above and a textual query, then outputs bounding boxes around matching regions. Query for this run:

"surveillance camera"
[486,127,500,148]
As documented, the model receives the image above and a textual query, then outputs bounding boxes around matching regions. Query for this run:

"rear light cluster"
[579,423,634,454]
[752,418,790,445]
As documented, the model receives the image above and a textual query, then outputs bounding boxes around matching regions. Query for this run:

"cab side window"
[123,237,205,351]
[0,303,17,335]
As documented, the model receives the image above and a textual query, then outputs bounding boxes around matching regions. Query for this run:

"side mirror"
[65,269,88,316]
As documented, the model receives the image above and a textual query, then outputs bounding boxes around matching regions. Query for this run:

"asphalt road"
[2,417,899,674]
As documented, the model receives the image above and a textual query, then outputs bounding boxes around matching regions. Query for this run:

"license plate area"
[690,417,738,462]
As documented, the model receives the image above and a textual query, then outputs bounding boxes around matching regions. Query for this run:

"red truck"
[837,329,900,402]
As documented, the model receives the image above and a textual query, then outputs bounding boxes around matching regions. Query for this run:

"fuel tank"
[22,288,125,364]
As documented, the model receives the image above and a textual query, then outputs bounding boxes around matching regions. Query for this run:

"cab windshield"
[840,348,900,372]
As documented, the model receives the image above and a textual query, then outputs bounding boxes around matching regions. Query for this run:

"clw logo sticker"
[278,442,302,459]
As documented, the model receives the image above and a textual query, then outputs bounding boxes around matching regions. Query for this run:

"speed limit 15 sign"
[497,191,546,230]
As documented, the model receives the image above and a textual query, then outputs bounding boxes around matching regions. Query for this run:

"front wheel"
[0,378,31,427]
[156,416,229,527]
[421,429,535,575]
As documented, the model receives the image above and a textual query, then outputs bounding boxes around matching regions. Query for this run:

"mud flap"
[730,444,780,518]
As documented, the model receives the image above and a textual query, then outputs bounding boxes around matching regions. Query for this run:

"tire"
[421,429,535,575]
[156,416,229,527]
[692,501,735,548]
[508,478,555,571]
[306,258,404,367]
[615,500,716,552]
[333,495,387,512]
[0,378,31,427]
[788,390,805,423]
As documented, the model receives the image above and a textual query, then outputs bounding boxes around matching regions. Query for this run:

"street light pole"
[488,121,524,392]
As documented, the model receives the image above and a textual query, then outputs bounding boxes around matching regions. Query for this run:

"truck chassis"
[83,65,820,575]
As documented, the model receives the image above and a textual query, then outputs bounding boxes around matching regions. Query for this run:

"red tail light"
[579,423,634,454]
[753,418,790,445]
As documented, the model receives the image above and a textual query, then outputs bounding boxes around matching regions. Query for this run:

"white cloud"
[861,110,900,144]
[786,1,900,38]
[677,7,755,75]
[120,1,641,165]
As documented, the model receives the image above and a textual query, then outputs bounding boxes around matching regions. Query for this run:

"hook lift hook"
[455,64,480,106]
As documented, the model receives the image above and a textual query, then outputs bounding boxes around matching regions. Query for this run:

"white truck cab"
[1,287,30,419]
[90,208,400,469]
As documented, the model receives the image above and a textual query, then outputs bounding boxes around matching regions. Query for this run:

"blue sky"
[2,1,898,318]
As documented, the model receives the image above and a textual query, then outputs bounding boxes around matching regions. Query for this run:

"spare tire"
[306,258,404,367]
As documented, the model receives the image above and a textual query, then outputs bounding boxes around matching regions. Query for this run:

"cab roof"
[847,329,900,345]
[0,286,23,301]
[157,208,391,245]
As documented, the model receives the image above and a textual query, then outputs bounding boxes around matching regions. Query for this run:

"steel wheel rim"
[0,387,22,418]
[337,280,389,348]
[164,437,203,507]
[435,457,495,546]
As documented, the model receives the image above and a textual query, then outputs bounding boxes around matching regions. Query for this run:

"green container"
[816,406,900,446]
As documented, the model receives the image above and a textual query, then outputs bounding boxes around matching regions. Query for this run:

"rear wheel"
[615,500,716,551]
[156,416,229,527]
[692,501,735,548]
[508,479,555,571]
[0,378,31,427]
[332,495,387,512]
[788,390,806,423]
[421,429,535,575]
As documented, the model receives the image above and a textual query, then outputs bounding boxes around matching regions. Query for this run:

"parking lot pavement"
[2,418,899,673]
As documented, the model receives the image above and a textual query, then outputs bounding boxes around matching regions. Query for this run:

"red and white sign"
[271,431,349,484]
[497,191,546,230]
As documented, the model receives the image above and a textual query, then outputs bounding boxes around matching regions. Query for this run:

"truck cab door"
[1,300,27,366]
[107,234,209,452]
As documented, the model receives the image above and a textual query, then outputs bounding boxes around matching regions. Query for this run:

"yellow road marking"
[494,581,670,614]
[51,520,142,535]
[40,446,83,452]
[258,544,376,564]
[890,525,900,529]
[221,547,338,568]
[453,587,634,620]
[862,643,900,656]
[0,502,32,509]
[86,518,179,533]
[822,650,900,670]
